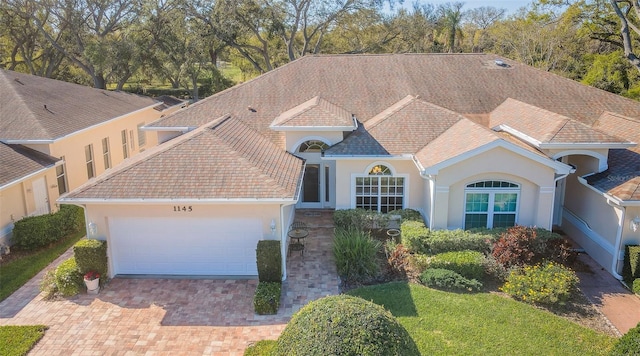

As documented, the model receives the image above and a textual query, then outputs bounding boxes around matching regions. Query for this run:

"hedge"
[419,268,483,292]
[400,221,499,255]
[427,250,486,280]
[256,240,281,283]
[73,239,108,281]
[254,282,282,315]
[54,257,82,297]
[623,245,640,284]
[12,205,84,251]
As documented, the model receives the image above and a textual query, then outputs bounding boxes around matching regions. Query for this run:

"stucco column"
[538,186,555,230]
[433,186,450,230]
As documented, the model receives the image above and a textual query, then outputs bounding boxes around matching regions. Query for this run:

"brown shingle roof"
[490,99,628,144]
[586,113,640,201]
[0,69,160,141]
[271,96,355,129]
[64,117,304,200]
[0,143,59,187]
[149,54,640,143]
[415,119,500,168]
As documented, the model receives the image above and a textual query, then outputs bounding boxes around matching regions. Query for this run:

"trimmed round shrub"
[333,228,381,283]
[428,250,486,280]
[54,257,83,297]
[610,322,640,356]
[275,295,419,356]
[501,262,579,305]
[492,226,542,268]
[419,268,483,292]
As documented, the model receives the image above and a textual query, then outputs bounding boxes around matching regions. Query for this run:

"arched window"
[465,180,520,229]
[298,140,329,153]
[355,164,404,213]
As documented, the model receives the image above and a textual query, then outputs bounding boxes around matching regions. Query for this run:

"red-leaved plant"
[84,271,100,281]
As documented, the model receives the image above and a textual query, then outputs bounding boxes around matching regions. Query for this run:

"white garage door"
[109,217,261,276]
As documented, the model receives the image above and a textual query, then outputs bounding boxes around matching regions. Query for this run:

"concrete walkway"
[575,253,640,335]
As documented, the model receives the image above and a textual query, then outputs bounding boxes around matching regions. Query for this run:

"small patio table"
[288,228,308,256]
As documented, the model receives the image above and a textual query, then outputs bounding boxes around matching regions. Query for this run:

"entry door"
[300,163,333,208]
[31,178,50,216]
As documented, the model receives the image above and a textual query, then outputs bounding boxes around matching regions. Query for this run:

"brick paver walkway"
[0,210,339,355]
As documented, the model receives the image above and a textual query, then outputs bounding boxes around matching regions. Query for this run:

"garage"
[108,217,262,276]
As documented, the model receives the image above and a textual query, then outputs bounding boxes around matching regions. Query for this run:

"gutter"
[57,198,299,205]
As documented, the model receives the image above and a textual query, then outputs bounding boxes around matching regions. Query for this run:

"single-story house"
[59,54,640,280]
[0,69,186,244]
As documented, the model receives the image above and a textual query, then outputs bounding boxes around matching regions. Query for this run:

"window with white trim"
[298,140,328,153]
[355,164,404,213]
[85,144,95,179]
[464,180,519,229]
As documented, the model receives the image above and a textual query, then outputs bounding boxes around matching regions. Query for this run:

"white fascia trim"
[57,198,297,205]
[493,124,542,147]
[4,103,159,144]
[322,154,414,160]
[577,174,640,207]
[0,161,61,190]
[422,140,573,175]
[141,126,194,132]
[539,142,636,149]
[270,126,357,132]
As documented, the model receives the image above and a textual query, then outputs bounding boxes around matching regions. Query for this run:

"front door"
[299,162,333,208]
[31,177,50,216]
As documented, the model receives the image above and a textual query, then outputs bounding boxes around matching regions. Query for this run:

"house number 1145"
[173,206,193,212]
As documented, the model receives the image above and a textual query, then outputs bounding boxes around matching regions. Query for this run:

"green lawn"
[348,282,615,356]
[0,231,83,302]
[0,325,47,356]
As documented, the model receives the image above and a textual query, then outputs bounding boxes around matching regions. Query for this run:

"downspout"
[550,172,571,231]
[427,175,436,230]
[607,200,625,280]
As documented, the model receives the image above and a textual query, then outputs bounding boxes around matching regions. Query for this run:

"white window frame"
[464,181,520,229]
[351,162,408,213]
[85,144,95,179]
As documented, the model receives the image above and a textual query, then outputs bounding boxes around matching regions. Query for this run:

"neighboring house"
[59,54,640,280]
[0,69,186,245]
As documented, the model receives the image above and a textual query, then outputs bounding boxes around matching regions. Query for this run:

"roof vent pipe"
[495,60,506,67]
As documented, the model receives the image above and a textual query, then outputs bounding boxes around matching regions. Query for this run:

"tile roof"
[0,143,59,187]
[63,116,304,200]
[271,96,356,129]
[149,54,640,140]
[415,118,501,168]
[0,69,160,141]
[587,113,640,201]
[490,99,628,144]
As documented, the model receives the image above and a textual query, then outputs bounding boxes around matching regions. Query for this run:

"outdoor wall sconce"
[630,216,640,233]
[270,219,277,236]
[88,222,98,238]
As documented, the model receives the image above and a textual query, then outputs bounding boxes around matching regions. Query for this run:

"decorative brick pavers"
[0,210,340,355]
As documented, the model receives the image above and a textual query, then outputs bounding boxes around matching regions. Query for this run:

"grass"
[348,282,615,356]
[0,231,84,302]
[0,325,47,356]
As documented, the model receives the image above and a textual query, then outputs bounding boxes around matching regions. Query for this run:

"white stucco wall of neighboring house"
[81,202,285,278]
[431,146,557,230]
[333,158,424,212]
[284,131,345,152]
[0,168,58,245]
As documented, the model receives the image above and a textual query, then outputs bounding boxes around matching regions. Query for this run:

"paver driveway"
[0,210,340,355]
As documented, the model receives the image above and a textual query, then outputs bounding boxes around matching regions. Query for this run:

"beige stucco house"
[59,54,640,280]
[0,69,185,244]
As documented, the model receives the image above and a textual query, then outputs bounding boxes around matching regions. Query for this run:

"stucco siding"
[1,169,58,244]
[433,147,556,230]
[333,159,423,211]
[49,107,162,192]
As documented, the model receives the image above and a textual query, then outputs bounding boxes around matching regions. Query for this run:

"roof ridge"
[0,70,51,138]
[365,95,417,129]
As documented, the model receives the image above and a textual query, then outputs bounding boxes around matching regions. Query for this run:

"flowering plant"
[84,271,100,281]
